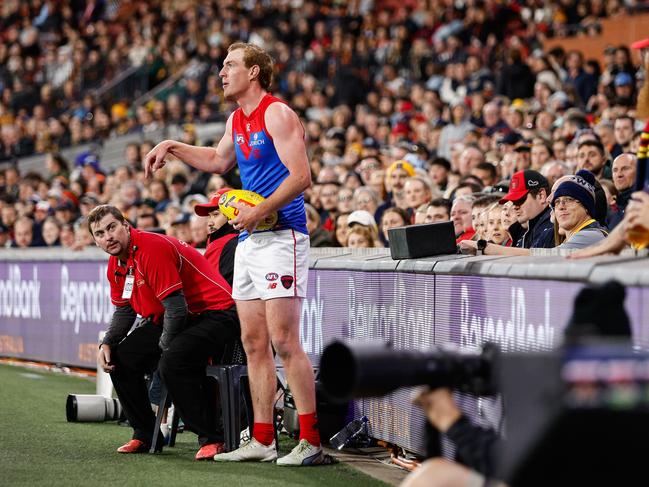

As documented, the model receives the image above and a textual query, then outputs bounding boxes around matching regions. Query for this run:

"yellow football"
[218,189,278,231]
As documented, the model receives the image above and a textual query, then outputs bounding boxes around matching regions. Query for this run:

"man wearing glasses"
[549,171,608,249]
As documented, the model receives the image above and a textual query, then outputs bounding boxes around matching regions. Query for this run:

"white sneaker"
[276,439,324,466]
[213,438,277,462]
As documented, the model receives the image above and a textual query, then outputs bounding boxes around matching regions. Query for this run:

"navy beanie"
[551,170,596,217]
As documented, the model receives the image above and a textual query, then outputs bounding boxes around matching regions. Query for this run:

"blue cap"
[614,72,633,87]
[75,151,101,171]
[171,213,191,225]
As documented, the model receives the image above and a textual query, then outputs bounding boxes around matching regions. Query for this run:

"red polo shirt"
[108,227,234,323]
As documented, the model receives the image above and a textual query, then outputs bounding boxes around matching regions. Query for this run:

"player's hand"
[143,141,173,178]
[229,201,262,234]
[98,344,115,373]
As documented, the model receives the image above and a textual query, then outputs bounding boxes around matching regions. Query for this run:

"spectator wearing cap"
[550,171,608,249]
[607,153,638,229]
[380,160,415,212]
[611,115,635,158]
[497,132,523,154]
[170,213,193,244]
[193,189,239,285]
[463,170,554,254]
[347,210,381,247]
[613,72,635,105]
[505,170,554,248]
[577,140,609,179]
[54,201,76,225]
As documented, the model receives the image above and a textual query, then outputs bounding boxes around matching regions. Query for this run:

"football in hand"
[218,189,278,231]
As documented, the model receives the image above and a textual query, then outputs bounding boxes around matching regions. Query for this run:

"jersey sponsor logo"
[249,132,265,146]
[137,279,145,287]
[265,272,279,281]
[246,122,251,132]
[281,275,294,289]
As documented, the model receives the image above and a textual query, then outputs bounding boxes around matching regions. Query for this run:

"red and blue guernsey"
[231,93,307,239]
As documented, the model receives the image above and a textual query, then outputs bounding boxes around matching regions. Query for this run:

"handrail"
[91,64,144,102]
[132,59,205,108]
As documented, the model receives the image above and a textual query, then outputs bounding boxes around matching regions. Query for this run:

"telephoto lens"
[66,394,126,422]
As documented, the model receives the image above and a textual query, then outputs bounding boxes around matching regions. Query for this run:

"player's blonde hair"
[228,42,274,91]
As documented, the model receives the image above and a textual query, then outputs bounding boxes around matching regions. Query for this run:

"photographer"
[401,280,632,487]
[400,388,505,487]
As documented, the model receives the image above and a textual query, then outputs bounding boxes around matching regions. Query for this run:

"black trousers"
[110,308,240,446]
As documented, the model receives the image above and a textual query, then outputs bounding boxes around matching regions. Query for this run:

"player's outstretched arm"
[143,114,237,177]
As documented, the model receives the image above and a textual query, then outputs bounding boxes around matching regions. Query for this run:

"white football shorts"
[232,229,309,301]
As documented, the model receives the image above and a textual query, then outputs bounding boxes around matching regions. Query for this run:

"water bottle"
[329,416,369,450]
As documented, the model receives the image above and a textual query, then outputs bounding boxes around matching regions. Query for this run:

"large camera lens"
[66,394,125,422]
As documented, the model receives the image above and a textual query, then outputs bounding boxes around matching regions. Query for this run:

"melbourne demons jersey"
[231,94,307,238]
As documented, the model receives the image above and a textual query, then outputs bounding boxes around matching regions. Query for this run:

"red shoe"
[117,439,150,454]
[195,442,225,460]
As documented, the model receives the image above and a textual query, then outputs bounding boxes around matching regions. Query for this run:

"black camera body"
[319,340,498,402]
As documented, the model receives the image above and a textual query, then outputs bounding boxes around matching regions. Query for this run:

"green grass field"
[0,364,387,487]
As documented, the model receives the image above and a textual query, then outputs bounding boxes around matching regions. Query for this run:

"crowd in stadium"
[1,0,649,254]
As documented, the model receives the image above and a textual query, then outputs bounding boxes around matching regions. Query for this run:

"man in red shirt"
[90,205,240,460]
[194,188,238,286]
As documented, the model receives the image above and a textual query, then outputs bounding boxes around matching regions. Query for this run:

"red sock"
[298,412,320,446]
[252,422,275,446]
